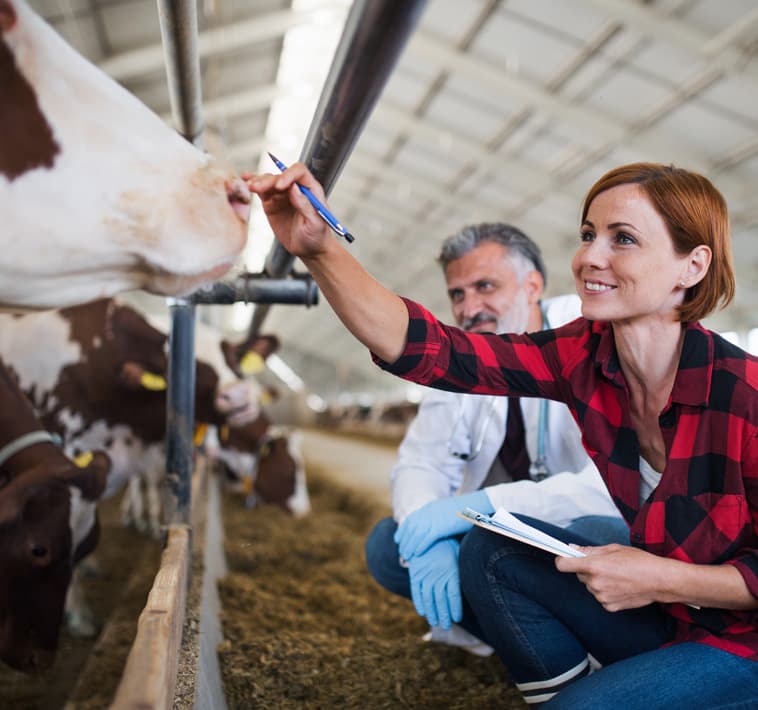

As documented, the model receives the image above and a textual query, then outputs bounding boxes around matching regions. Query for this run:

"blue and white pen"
[267,152,355,244]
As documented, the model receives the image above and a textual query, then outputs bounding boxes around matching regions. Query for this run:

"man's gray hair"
[437,222,547,287]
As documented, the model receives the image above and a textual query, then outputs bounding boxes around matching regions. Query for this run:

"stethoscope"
[448,303,550,481]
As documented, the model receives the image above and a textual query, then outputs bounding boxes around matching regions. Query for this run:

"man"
[364,223,626,656]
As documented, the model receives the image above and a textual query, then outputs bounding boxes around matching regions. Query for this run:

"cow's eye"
[30,545,48,558]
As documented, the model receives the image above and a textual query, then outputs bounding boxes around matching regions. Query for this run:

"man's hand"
[244,163,331,259]
[556,544,671,611]
[408,539,463,630]
[395,490,493,560]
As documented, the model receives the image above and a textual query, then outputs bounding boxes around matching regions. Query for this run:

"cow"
[0,299,309,527]
[126,313,309,521]
[204,422,310,517]
[0,362,109,672]
[0,0,251,310]
[0,299,259,515]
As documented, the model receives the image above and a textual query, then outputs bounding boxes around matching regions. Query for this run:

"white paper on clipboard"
[457,507,586,558]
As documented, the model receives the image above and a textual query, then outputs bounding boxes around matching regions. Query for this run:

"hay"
[218,464,525,709]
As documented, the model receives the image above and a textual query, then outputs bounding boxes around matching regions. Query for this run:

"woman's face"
[571,183,690,325]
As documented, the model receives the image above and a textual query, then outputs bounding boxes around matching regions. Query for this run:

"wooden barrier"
[109,460,209,709]
[109,524,190,709]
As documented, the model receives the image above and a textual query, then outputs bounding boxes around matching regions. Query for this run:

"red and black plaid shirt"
[375,298,758,661]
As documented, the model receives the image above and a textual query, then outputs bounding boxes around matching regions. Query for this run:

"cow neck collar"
[0,430,61,486]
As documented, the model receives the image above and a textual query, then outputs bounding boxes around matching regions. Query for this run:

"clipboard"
[457,507,586,558]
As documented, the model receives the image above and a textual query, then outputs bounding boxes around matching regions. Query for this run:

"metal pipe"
[156,0,204,526]
[248,0,428,338]
[164,298,196,527]
[156,0,204,147]
[189,274,319,306]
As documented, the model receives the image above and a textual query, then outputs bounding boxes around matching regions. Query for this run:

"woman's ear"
[682,245,712,288]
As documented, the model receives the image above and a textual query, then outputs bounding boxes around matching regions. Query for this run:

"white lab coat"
[391,295,622,526]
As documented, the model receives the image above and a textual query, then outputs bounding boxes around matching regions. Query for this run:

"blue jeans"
[364,516,487,640]
[459,518,758,708]
[364,514,629,642]
[564,514,629,545]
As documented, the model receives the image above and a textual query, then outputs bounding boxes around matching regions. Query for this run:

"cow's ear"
[63,450,110,500]
[239,335,280,375]
[0,2,16,33]
[253,334,280,359]
[0,489,21,526]
[0,480,38,526]
[239,350,265,376]
[117,361,167,391]
[220,339,244,378]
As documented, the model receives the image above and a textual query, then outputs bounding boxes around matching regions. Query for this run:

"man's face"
[445,241,534,334]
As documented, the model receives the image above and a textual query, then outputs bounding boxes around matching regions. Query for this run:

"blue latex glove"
[395,489,494,560]
[408,539,462,630]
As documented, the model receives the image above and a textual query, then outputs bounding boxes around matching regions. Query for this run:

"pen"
[267,152,355,244]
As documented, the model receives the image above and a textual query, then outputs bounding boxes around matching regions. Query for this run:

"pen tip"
[267,151,276,161]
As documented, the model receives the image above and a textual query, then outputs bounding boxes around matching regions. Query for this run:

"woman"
[247,162,757,707]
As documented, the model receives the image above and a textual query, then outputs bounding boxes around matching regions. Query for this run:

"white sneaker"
[422,623,494,657]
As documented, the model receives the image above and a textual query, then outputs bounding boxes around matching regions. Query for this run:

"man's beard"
[462,290,530,334]
[496,289,530,334]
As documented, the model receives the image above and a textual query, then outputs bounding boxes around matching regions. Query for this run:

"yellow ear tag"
[73,451,94,468]
[240,351,265,375]
[140,372,167,391]
[193,423,208,447]
[219,426,230,444]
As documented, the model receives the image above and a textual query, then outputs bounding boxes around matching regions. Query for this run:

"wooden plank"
[110,524,190,709]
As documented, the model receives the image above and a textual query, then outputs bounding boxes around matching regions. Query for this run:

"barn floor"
[217,428,526,709]
[0,495,162,709]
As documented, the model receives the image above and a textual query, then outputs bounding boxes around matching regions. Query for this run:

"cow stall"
[0,0,426,707]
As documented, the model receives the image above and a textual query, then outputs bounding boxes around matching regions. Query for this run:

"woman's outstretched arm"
[247,163,409,364]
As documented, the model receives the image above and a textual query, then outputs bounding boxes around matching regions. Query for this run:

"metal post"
[247,0,429,338]
[156,0,204,526]
[156,0,204,147]
[164,298,196,526]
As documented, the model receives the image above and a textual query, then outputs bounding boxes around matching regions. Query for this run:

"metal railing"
[156,0,427,526]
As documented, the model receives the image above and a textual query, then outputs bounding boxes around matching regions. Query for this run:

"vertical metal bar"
[164,298,196,526]
[156,0,204,526]
[247,0,429,339]
[156,0,204,147]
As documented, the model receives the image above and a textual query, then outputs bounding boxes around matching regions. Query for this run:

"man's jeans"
[459,518,758,708]
[364,513,629,645]
[365,516,487,640]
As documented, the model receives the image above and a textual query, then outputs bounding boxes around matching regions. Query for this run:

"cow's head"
[254,430,310,517]
[207,413,270,487]
[0,451,109,672]
[220,334,280,378]
[0,0,250,310]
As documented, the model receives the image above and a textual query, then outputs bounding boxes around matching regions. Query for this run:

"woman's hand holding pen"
[245,163,332,259]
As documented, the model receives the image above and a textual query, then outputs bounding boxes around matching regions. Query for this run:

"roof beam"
[98,5,344,82]
[579,0,758,77]
[407,28,748,198]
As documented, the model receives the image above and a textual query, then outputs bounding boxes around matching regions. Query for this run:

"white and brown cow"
[0,363,109,672]
[0,300,309,527]
[0,0,251,310]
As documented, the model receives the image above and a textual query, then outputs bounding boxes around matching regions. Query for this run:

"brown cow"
[0,363,109,672]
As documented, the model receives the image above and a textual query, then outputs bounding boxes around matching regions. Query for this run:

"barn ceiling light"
[243,0,352,274]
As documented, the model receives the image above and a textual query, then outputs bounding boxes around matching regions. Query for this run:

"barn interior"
[33,0,758,417]
[3,1,758,707]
